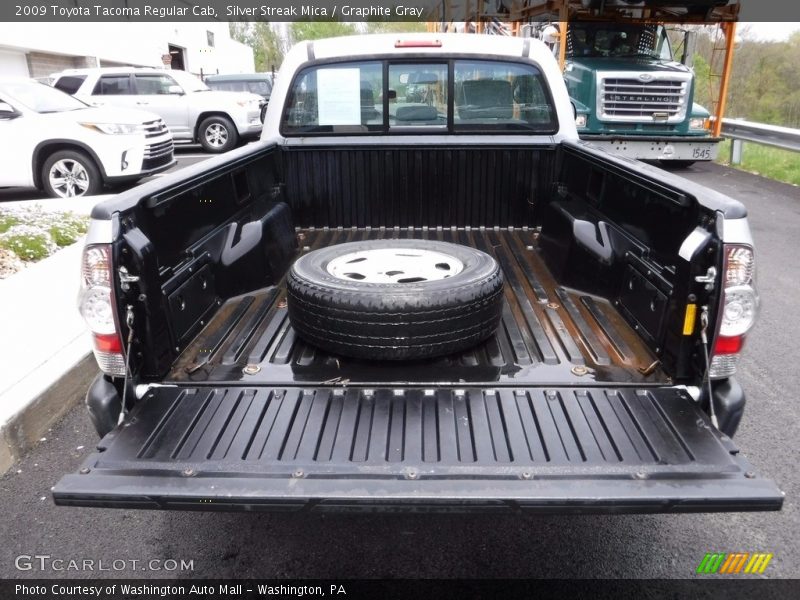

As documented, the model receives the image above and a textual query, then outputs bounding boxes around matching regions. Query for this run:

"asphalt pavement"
[0,147,212,204]
[0,161,798,579]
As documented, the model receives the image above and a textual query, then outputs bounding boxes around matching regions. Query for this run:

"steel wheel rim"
[48,159,90,198]
[205,123,229,147]
[326,247,464,284]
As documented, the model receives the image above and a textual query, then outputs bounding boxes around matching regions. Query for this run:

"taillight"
[709,244,758,379]
[79,244,126,377]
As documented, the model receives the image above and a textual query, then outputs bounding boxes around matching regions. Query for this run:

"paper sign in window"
[317,68,361,125]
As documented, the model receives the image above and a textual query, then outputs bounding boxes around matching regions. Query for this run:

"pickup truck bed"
[54,230,780,513]
[56,34,783,514]
[169,227,666,387]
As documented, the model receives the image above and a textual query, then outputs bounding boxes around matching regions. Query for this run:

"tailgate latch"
[695,266,717,291]
[118,266,140,291]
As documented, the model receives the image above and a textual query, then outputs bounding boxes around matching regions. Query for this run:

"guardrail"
[720,118,800,164]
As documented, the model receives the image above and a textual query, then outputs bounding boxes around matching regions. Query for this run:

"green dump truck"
[550,21,719,167]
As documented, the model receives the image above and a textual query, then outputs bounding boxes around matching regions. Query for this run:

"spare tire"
[287,239,504,360]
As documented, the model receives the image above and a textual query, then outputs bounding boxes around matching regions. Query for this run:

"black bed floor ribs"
[169,228,666,387]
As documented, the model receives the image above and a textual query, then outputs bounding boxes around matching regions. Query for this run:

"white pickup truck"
[54,34,781,514]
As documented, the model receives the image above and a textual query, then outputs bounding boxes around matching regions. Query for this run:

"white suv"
[52,68,264,153]
[0,78,175,198]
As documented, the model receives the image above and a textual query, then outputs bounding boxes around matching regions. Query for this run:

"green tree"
[288,22,358,44]
[691,53,712,109]
[690,27,800,127]
[229,22,286,73]
[365,22,427,34]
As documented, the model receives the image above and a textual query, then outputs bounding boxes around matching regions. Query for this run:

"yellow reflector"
[683,303,697,335]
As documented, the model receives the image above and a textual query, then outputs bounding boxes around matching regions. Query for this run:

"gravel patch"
[0,247,25,279]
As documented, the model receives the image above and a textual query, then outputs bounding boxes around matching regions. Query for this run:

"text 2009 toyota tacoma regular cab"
[54,34,783,513]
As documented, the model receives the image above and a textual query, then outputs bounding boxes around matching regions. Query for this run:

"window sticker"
[317,68,361,125]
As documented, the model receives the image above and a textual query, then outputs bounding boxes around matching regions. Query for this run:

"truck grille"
[142,119,169,138]
[142,139,174,170]
[598,73,691,123]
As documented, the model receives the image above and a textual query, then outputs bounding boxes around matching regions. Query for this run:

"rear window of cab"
[281,59,558,136]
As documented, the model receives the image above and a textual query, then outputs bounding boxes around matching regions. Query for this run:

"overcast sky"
[742,22,800,41]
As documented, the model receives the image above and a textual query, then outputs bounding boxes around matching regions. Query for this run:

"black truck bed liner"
[53,385,782,512]
[55,234,784,513]
[168,228,667,387]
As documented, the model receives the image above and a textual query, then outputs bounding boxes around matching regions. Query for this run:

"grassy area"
[716,139,800,186]
[0,207,89,278]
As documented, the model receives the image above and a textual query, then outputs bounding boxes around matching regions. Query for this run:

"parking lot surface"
[0,161,797,579]
[0,148,211,205]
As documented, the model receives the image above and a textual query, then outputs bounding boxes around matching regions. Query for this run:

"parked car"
[51,68,263,153]
[0,77,174,198]
[54,34,782,514]
[204,73,272,122]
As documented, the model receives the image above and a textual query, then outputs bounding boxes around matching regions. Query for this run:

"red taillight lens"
[709,244,758,379]
[79,244,126,377]
[93,332,123,353]
[713,335,744,355]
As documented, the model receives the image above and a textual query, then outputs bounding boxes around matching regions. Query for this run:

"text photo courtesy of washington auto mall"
[0,1,799,599]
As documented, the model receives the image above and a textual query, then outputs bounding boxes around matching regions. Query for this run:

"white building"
[0,22,255,80]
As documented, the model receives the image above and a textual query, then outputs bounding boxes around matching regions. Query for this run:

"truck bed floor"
[167,228,667,387]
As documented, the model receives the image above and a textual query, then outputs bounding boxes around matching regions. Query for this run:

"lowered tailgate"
[53,386,782,513]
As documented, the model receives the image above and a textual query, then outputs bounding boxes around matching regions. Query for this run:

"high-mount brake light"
[395,39,442,48]
[709,244,758,379]
[78,244,126,377]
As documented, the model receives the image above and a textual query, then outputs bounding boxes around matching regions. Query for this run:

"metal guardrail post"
[730,139,743,165]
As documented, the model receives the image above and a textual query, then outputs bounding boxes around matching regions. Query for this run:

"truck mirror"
[542,24,559,45]
[681,31,697,67]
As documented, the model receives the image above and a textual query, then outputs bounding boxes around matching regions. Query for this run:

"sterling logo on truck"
[696,552,773,574]
[609,94,673,103]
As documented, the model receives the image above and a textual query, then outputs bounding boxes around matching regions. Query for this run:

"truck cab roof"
[300,32,552,61]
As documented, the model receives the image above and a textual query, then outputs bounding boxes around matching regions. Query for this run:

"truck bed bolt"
[243,364,261,375]
[183,468,195,477]
[293,469,304,478]
[745,471,755,479]
[79,467,90,474]
[521,471,532,480]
